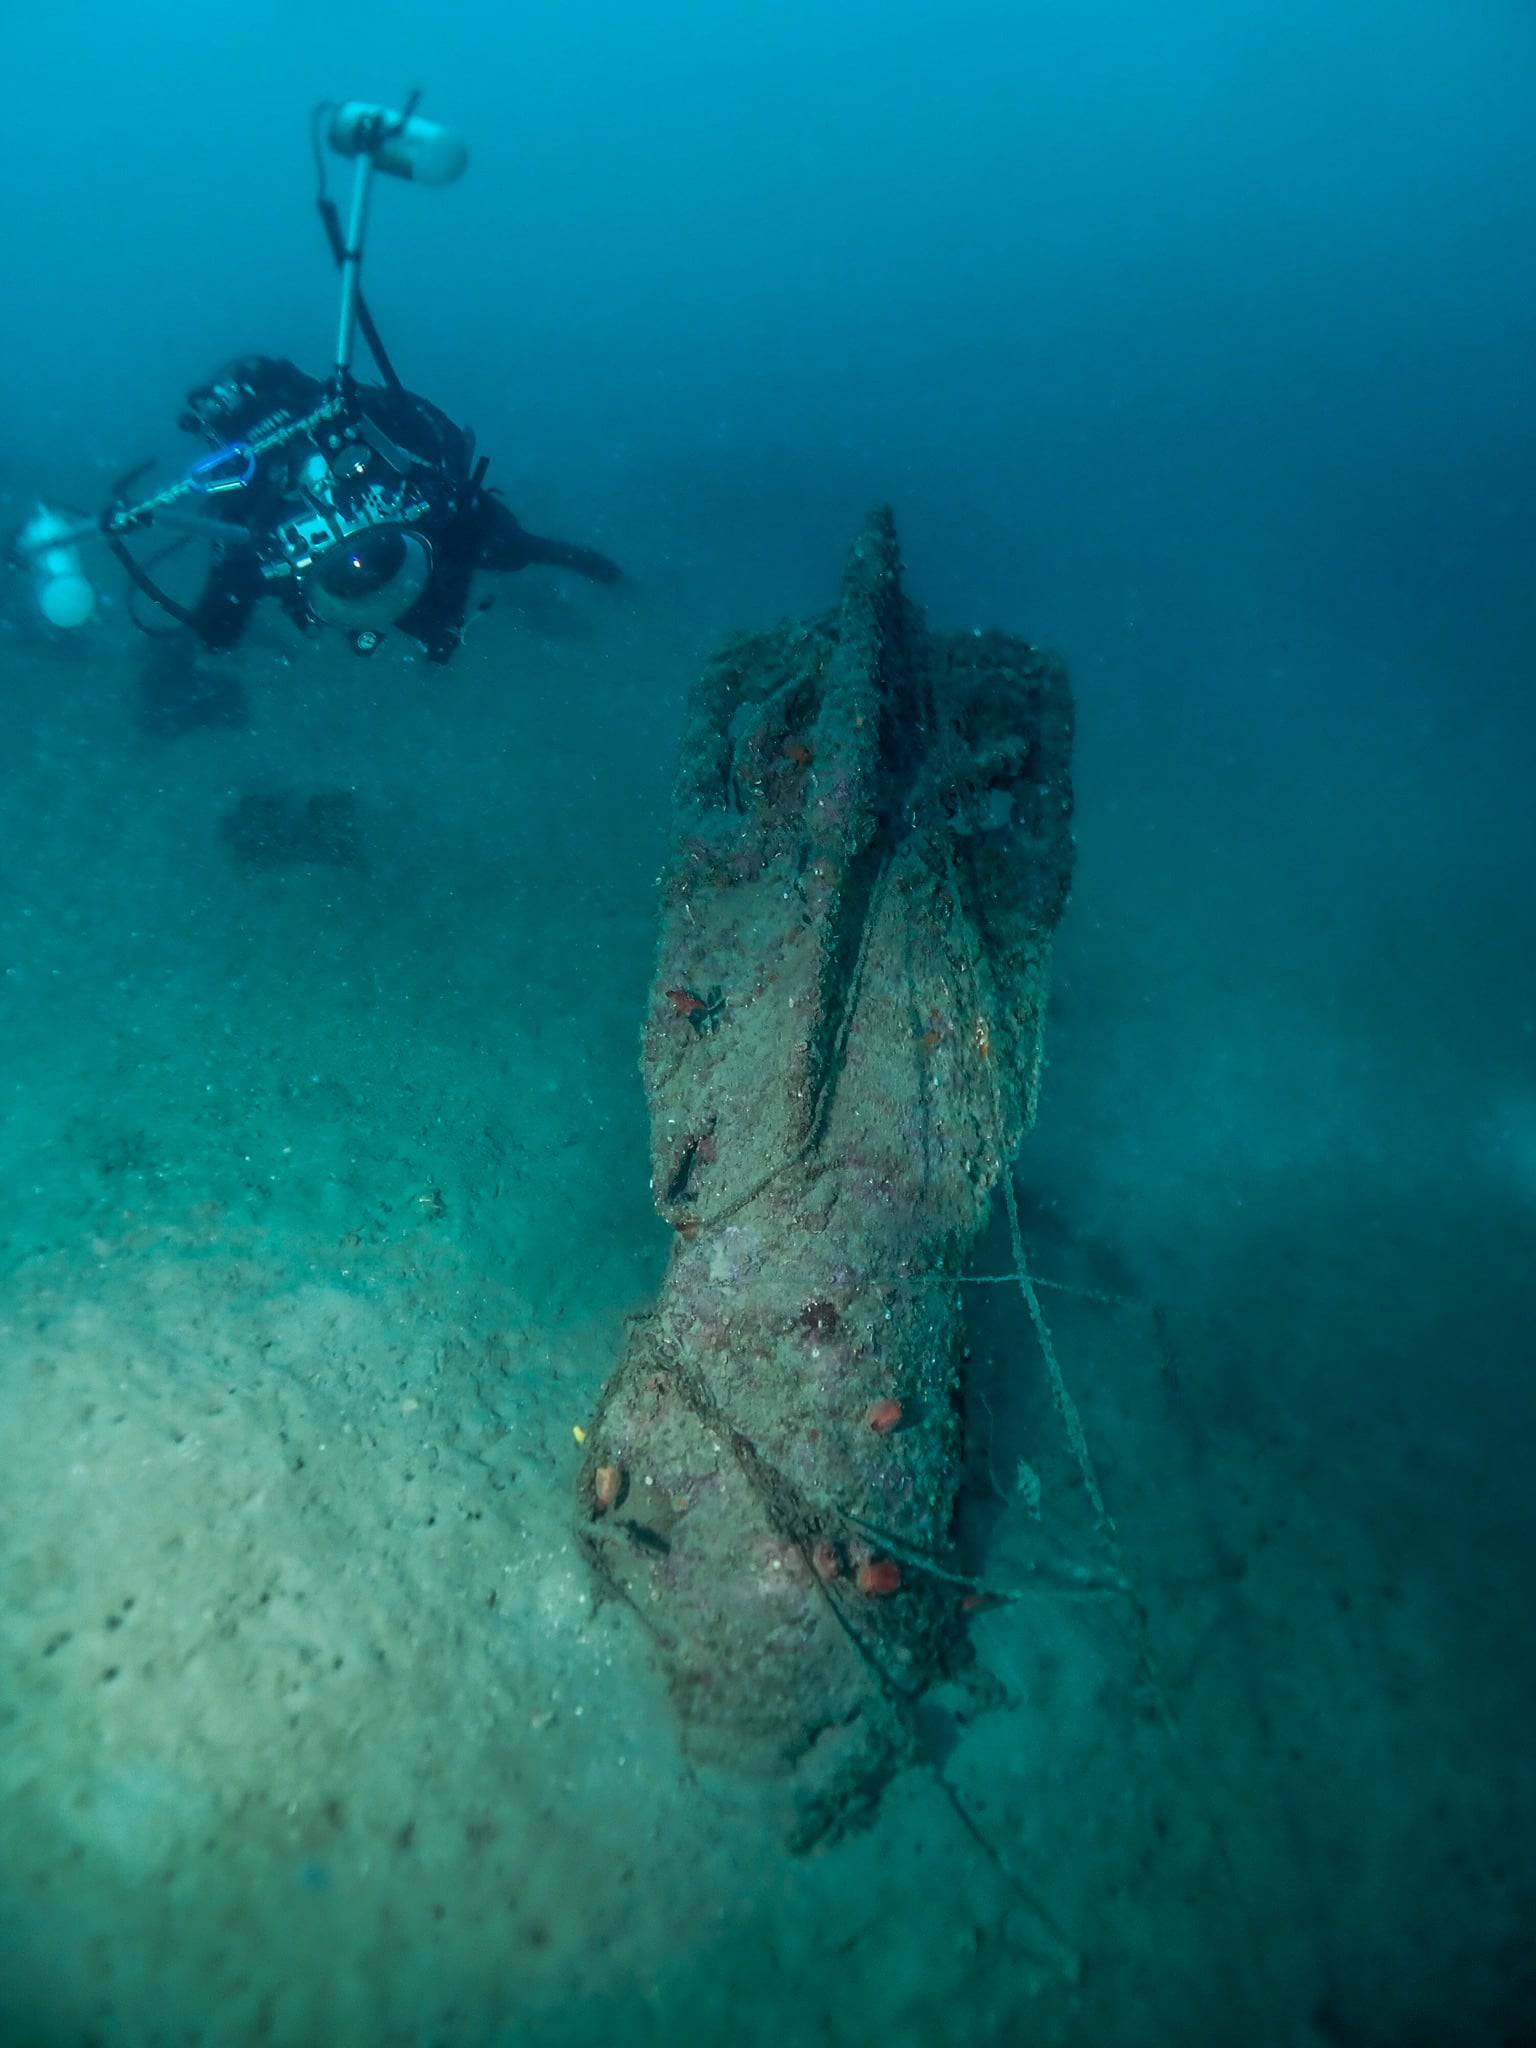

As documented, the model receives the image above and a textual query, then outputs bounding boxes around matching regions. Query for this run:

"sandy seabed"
[1,579,1532,2048]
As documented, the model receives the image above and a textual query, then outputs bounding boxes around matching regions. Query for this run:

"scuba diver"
[13,97,624,735]
[138,353,623,734]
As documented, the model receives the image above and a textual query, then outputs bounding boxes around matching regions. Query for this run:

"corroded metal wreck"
[577,508,1074,1844]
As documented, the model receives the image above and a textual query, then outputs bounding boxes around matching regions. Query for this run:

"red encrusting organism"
[855,1559,902,1597]
[865,1398,902,1434]
[663,984,725,1035]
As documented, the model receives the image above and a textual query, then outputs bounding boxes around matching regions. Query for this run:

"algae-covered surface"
[576,516,1078,1841]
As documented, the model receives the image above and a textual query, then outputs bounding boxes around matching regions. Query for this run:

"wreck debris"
[576,507,1074,1845]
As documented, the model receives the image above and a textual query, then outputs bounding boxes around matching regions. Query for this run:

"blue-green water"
[2,5,1533,2044]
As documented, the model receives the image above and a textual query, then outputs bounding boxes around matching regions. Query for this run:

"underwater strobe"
[20,507,96,628]
[8,95,468,632]
[323,99,468,388]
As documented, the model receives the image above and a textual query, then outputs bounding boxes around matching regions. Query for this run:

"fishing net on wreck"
[577,507,1078,1845]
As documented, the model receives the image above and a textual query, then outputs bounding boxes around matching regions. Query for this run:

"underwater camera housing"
[305,525,432,632]
[9,94,467,635]
[263,438,437,634]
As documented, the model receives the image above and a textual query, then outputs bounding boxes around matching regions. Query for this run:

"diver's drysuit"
[142,354,621,733]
